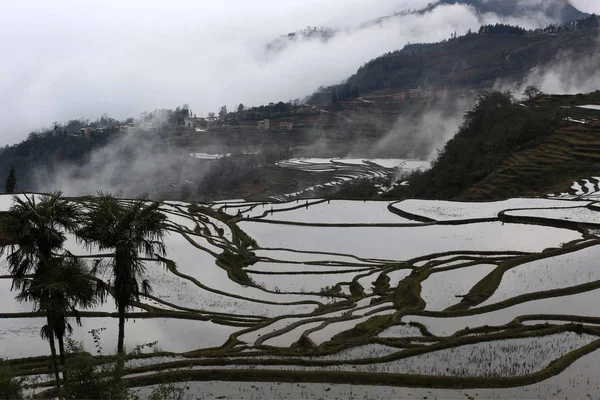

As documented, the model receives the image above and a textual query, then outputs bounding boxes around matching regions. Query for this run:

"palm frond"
[40,324,53,341]
[79,192,167,313]
[141,279,152,296]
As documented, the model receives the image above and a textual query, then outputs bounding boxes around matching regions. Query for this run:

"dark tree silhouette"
[0,193,81,388]
[78,192,167,355]
[4,167,16,193]
[16,256,103,383]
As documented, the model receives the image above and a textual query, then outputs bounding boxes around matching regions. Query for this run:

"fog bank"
[0,0,555,144]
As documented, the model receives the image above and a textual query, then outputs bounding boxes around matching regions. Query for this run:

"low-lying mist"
[497,34,600,95]
[34,96,475,198]
[0,0,554,145]
[34,123,201,198]
[520,51,600,95]
[360,97,475,161]
[4,0,596,199]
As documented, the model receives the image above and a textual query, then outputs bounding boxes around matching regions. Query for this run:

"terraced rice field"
[460,120,600,201]
[273,158,429,199]
[4,194,600,398]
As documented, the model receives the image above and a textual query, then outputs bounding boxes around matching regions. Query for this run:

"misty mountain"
[266,0,588,54]
[2,12,598,202]
[424,0,587,23]
[307,14,599,103]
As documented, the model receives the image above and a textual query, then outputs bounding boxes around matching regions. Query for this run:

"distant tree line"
[307,83,361,106]
[541,13,599,33]
[331,84,360,104]
[478,23,526,36]
[139,104,192,127]
[266,26,337,53]
[236,100,307,121]
[169,105,191,125]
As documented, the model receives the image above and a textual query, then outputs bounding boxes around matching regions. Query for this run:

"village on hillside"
[71,84,454,140]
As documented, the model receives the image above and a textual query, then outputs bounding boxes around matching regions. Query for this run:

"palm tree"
[17,256,104,383]
[0,192,81,388]
[78,192,167,355]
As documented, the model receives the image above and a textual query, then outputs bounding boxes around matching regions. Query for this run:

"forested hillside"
[308,15,599,104]
[405,90,600,200]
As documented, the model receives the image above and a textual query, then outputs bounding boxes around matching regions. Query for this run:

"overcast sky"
[570,0,600,13]
[0,0,595,144]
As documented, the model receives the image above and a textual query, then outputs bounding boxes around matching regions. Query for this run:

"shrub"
[63,338,132,400]
[0,360,23,400]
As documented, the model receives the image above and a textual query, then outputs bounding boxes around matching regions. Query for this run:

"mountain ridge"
[306,14,599,104]
[427,0,586,23]
[266,0,589,54]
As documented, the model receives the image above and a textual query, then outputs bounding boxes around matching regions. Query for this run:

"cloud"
[523,54,600,95]
[569,0,600,13]
[497,35,600,96]
[0,0,553,145]
[34,117,202,196]
[362,97,474,161]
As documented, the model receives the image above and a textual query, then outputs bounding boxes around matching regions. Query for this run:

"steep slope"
[406,91,600,201]
[460,118,600,200]
[346,17,599,95]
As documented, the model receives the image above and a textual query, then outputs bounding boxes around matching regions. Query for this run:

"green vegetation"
[392,276,422,310]
[478,23,526,36]
[0,18,595,203]
[216,249,254,285]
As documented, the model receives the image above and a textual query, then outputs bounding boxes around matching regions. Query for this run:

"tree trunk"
[117,303,125,355]
[48,331,61,390]
[57,335,68,383]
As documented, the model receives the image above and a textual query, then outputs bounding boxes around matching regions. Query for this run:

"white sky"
[0,0,592,144]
